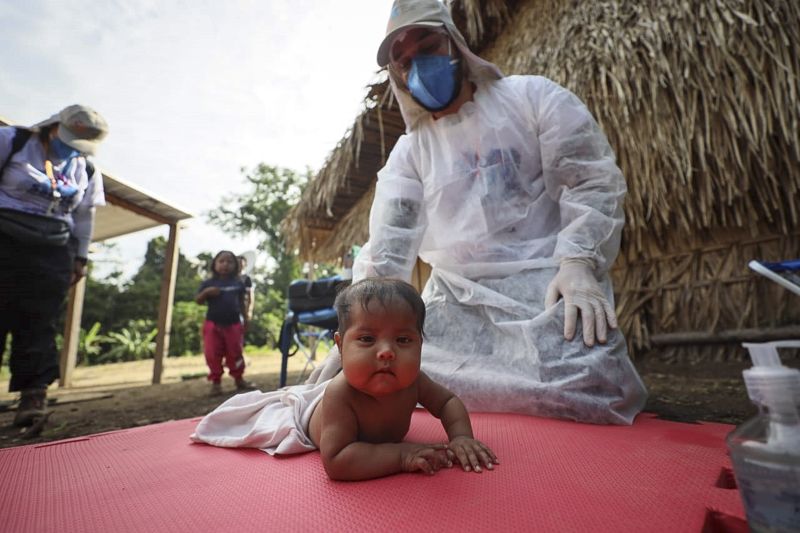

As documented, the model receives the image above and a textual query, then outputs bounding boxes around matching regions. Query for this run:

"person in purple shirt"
[0,105,108,428]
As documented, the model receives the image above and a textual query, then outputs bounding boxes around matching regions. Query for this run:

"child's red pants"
[202,320,245,382]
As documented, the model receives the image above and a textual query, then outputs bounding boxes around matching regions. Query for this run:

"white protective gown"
[352,74,647,424]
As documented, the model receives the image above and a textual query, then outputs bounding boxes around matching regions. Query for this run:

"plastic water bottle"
[727,341,800,532]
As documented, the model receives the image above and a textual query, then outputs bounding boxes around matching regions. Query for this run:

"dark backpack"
[287,276,350,313]
[0,127,95,178]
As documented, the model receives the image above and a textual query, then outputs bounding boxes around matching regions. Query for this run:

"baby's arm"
[318,383,450,481]
[418,372,499,473]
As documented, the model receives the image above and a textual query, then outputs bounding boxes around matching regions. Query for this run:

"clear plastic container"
[726,341,800,532]
[728,418,800,531]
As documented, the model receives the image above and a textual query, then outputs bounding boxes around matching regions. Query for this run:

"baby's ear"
[334,331,342,350]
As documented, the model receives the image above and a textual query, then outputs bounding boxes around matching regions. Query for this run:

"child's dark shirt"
[198,277,245,325]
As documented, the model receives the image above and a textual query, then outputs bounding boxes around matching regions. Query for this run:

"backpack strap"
[1,127,33,179]
[0,127,96,180]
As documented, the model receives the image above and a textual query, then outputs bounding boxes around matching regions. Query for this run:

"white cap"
[742,341,800,413]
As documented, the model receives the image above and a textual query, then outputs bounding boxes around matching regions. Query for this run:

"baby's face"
[336,301,422,397]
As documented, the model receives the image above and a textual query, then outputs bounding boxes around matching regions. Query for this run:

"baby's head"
[334,278,425,338]
[334,278,426,396]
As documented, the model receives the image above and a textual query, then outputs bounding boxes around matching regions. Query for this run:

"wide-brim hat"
[377,0,453,67]
[32,104,109,155]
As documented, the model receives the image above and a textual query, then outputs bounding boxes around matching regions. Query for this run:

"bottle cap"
[742,341,800,412]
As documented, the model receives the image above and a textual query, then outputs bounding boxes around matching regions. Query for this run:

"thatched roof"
[286,0,798,261]
[483,0,799,253]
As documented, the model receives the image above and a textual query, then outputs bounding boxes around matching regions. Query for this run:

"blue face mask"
[50,137,78,160]
[407,54,460,111]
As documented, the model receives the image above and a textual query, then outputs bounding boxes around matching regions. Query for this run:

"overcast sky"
[0,0,389,278]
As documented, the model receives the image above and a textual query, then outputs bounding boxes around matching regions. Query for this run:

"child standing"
[196,250,256,395]
[192,278,498,481]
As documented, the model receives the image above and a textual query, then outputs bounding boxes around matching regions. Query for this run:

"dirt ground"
[0,350,770,449]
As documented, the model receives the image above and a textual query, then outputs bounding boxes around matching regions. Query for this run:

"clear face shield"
[388,26,453,76]
[388,26,462,112]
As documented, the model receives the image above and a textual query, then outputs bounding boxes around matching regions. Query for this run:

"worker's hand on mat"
[545,258,617,347]
[400,443,453,475]
[448,436,498,473]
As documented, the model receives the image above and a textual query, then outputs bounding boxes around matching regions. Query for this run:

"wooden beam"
[410,259,432,293]
[59,276,87,388]
[152,223,180,384]
[105,192,173,225]
[650,326,800,346]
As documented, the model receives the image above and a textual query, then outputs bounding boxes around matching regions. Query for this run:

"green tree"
[78,322,106,366]
[113,236,206,327]
[101,320,158,363]
[78,240,211,363]
[207,164,309,342]
[168,301,206,356]
[82,266,123,333]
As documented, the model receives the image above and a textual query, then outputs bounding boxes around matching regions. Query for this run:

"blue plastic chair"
[278,308,338,388]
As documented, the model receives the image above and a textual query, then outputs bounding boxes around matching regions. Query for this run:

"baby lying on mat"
[192,278,498,481]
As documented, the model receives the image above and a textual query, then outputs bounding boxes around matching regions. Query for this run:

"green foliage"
[1,335,10,377]
[78,322,106,365]
[79,238,209,363]
[82,269,123,332]
[207,164,310,346]
[110,237,205,328]
[100,320,158,363]
[73,164,312,366]
[169,301,206,356]
[207,164,307,292]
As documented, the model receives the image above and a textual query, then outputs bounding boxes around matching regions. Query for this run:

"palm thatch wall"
[283,0,800,361]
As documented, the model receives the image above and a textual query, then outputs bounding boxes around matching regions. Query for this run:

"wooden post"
[650,325,800,346]
[410,258,432,293]
[59,276,87,388]
[152,223,180,384]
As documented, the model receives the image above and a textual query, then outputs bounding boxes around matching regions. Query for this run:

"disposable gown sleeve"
[532,77,626,274]
[352,135,427,283]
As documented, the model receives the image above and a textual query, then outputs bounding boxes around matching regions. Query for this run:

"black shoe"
[14,388,48,427]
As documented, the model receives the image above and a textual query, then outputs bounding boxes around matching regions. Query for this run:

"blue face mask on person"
[407,54,460,111]
[50,137,78,160]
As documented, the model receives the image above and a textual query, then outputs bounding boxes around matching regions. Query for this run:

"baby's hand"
[448,436,498,473]
[400,443,453,475]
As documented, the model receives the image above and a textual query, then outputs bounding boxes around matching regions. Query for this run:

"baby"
[191,278,497,481]
[308,278,498,481]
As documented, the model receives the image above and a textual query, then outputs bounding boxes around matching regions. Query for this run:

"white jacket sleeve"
[531,77,626,274]
[71,160,105,259]
[353,135,428,283]
[71,206,95,258]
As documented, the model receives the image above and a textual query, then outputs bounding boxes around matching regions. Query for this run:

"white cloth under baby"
[190,380,329,455]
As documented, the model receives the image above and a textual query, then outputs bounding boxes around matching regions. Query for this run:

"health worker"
[349,0,647,424]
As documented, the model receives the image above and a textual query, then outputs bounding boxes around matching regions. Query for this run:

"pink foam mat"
[0,411,746,532]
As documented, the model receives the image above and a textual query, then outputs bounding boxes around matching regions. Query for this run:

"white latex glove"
[544,258,618,347]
